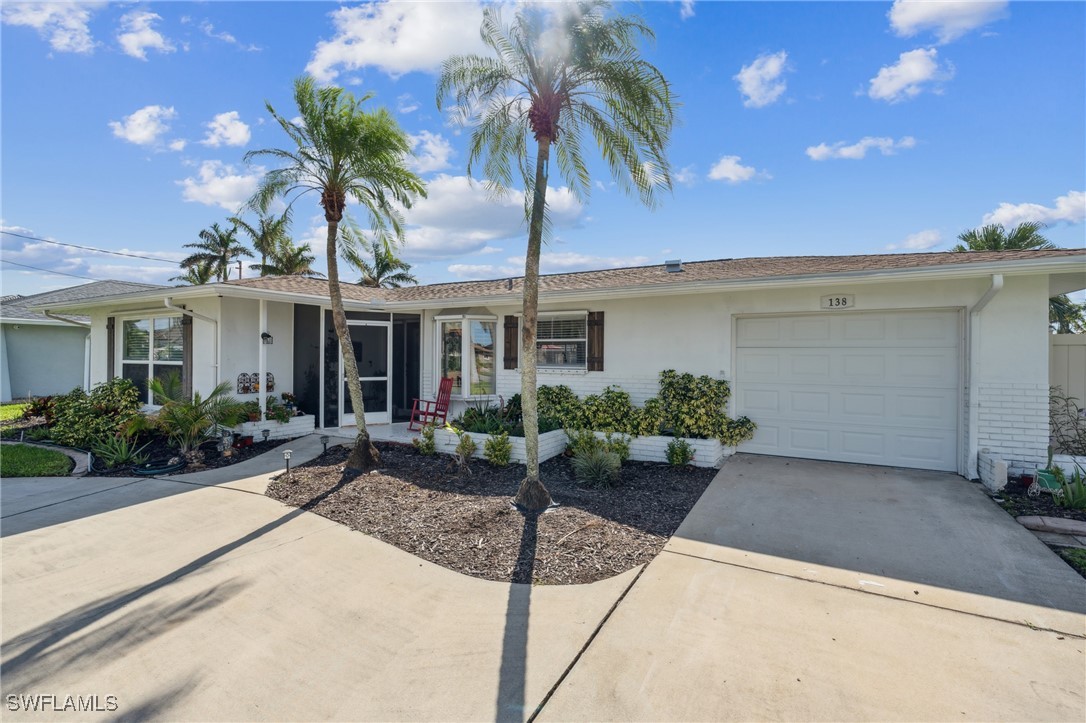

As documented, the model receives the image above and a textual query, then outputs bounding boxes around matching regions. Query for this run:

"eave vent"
[665,259,683,273]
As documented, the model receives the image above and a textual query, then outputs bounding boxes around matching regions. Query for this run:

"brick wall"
[975,382,1048,475]
[235,414,315,441]
[977,448,1008,493]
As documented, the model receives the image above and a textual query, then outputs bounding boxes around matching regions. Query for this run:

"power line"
[1,259,105,281]
[1,229,179,264]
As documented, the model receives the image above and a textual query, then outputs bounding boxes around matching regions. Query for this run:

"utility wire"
[1,259,105,281]
[1,229,179,264]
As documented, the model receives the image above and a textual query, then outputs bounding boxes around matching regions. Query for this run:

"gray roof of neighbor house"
[31,248,1086,312]
[1,280,165,323]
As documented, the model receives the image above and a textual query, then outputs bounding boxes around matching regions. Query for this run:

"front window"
[536,313,587,369]
[121,316,183,404]
[438,317,496,396]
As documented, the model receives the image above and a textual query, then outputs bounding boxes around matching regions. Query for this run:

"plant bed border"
[433,427,568,463]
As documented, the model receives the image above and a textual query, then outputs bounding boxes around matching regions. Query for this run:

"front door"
[340,321,391,426]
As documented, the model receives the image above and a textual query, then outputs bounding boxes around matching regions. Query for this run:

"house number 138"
[821,294,854,309]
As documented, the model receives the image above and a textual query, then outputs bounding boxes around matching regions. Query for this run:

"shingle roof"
[1,280,165,322]
[223,249,1085,303]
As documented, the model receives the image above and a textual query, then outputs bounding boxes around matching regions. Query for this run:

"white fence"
[1050,334,1086,403]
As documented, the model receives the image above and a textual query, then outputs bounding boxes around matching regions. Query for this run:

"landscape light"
[283,449,292,474]
[262,429,270,442]
[320,435,329,453]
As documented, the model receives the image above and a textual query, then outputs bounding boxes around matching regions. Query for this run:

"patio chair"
[408,377,454,431]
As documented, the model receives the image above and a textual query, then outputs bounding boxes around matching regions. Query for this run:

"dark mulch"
[266,442,716,585]
[995,476,1086,523]
[87,434,292,477]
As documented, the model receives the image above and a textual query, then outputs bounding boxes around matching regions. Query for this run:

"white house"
[34,249,1085,479]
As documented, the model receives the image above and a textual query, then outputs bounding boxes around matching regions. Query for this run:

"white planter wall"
[591,431,729,468]
[434,427,567,464]
[235,414,315,441]
[1052,454,1086,477]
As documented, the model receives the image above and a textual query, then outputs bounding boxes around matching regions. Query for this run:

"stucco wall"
[1,323,87,400]
[219,298,294,403]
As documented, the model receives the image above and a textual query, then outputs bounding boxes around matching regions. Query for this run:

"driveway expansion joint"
[661,548,1086,640]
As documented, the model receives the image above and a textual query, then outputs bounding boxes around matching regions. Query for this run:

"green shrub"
[92,436,151,469]
[538,385,584,429]
[26,426,52,442]
[666,438,695,465]
[1,402,28,423]
[634,397,664,436]
[51,379,143,450]
[722,416,757,447]
[602,432,630,462]
[0,444,72,477]
[265,395,292,423]
[22,396,57,424]
[453,430,477,472]
[484,431,513,467]
[572,447,621,488]
[658,370,756,445]
[583,386,638,434]
[413,423,437,455]
[566,429,629,462]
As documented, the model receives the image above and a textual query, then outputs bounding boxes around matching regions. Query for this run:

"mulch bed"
[266,442,716,585]
[994,476,1086,523]
[87,435,292,477]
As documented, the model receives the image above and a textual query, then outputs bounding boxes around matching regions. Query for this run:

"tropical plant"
[246,75,426,471]
[229,211,293,276]
[148,373,246,460]
[484,431,513,467]
[951,221,1080,332]
[438,0,676,509]
[666,438,694,466]
[179,222,253,283]
[170,261,216,286]
[51,380,143,450]
[263,242,324,278]
[92,435,151,470]
[356,243,418,288]
[572,447,621,488]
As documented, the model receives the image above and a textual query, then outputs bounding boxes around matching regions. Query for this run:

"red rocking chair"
[408,377,454,430]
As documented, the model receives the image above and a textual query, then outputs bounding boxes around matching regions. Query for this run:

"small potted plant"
[242,400,261,422]
[281,392,298,415]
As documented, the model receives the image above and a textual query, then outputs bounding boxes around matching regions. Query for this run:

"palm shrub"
[92,436,151,470]
[51,379,143,450]
[572,447,621,488]
[148,373,246,461]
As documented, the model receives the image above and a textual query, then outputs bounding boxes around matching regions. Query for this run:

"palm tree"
[357,244,417,288]
[952,221,1080,333]
[264,242,324,278]
[246,76,425,471]
[170,261,215,285]
[952,221,1056,252]
[179,223,253,282]
[229,211,293,277]
[438,1,676,509]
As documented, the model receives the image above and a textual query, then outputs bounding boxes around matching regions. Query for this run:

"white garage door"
[735,311,961,471]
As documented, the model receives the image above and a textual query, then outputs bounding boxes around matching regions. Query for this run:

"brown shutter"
[106,316,115,379]
[587,311,604,372]
[503,315,519,369]
[181,315,193,400]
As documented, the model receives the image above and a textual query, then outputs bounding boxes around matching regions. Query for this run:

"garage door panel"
[736,310,960,472]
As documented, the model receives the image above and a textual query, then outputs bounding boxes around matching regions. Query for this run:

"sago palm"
[179,223,253,282]
[246,75,425,471]
[229,211,293,277]
[358,244,417,288]
[438,0,676,509]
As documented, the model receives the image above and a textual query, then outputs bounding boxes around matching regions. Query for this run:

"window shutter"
[587,311,604,371]
[106,316,115,379]
[503,315,519,369]
[181,315,193,400]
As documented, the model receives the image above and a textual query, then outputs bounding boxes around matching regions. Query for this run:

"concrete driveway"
[3,450,1084,721]
[541,454,1086,721]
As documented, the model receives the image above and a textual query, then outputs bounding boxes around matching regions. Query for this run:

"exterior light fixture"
[261,429,270,442]
[283,449,292,474]
[261,332,273,344]
[320,435,329,454]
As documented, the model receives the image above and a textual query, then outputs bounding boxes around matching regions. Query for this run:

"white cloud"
[168,139,187,152]
[199,20,260,51]
[868,48,954,103]
[707,156,771,184]
[806,136,917,161]
[982,191,1086,228]
[408,131,454,174]
[200,111,251,147]
[306,1,488,81]
[116,10,175,60]
[886,229,942,251]
[401,174,583,259]
[178,161,262,211]
[447,264,507,280]
[108,105,176,146]
[673,165,697,186]
[680,1,695,21]
[397,94,420,114]
[1,2,101,54]
[889,0,1007,44]
[734,50,790,108]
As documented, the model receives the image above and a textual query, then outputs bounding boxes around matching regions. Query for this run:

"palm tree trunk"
[513,139,554,511]
[326,219,380,471]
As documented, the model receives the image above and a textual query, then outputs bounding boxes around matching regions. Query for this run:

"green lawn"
[0,444,72,477]
[1058,548,1086,578]
[0,403,27,423]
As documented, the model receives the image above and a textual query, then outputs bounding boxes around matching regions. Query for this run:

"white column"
[259,299,267,419]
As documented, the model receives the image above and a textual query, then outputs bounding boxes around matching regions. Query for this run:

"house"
[32,249,1085,479]
[1,280,164,402]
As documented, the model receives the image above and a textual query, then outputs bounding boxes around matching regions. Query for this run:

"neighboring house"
[1,280,164,402]
[33,250,1085,479]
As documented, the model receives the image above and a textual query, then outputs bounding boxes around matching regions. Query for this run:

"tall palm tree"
[229,211,293,277]
[952,221,1055,251]
[357,244,417,288]
[438,1,676,509]
[246,76,425,471]
[264,242,324,278]
[952,221,1080,333]
[179,223,253,282]
[170,261,215,285]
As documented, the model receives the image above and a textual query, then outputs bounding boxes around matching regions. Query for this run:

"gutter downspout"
[43,311,91,392]
[966,274,1004,479]
[164,298,220,386]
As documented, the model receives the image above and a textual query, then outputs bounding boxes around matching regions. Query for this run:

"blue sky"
[2,0,1084,296]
